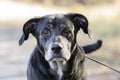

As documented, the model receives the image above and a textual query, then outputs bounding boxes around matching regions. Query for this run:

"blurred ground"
[0,0,120,80]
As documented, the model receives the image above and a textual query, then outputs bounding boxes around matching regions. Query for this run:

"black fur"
[19,13,102,80]
[83,40,102,54]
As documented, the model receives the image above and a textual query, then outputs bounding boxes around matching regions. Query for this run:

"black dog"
[19,13,102,80]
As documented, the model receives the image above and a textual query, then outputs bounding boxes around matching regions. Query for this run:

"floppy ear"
[19,18,40,46]
[65,13,91,38]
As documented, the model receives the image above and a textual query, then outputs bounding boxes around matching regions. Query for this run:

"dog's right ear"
[19,18,40,46]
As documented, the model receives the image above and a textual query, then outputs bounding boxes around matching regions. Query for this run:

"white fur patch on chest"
[57,62,64,80]
[49,61,66,80]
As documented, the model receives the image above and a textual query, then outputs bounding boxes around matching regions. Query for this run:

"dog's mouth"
[49,54,67,63]
[49,57,67,66]
[49,57,67,61]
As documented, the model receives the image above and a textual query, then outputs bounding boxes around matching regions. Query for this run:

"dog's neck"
[36,46,65,79]
[49,61,66,80]
[36,44,85,80]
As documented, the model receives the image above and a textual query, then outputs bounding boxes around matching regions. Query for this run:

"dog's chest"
[50,61,66,80]
[57,62,63,80]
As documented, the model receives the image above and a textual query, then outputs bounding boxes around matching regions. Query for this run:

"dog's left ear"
[19,18,40,46]
[65,13,91,38]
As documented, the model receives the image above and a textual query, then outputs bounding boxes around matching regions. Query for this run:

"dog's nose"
[52,45,62,53]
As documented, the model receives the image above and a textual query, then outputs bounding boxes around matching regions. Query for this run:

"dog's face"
[36,15,75,64]
[19,13,89,68]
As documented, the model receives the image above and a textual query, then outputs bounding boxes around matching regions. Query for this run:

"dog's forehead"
[37,14,74,31]
[47,14,63,19]
[46,14,67,24]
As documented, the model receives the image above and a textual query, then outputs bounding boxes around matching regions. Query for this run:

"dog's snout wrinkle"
[55,36,61,42]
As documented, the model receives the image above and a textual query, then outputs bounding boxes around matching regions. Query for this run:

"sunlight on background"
[0,0,67,25]
[0,0,120,80]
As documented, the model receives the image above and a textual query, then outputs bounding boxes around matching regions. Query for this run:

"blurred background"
[0,0,120,80]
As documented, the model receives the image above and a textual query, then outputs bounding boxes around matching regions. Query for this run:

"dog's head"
[19,13,90,67]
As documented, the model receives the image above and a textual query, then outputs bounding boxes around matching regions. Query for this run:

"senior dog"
[19,13,102,80]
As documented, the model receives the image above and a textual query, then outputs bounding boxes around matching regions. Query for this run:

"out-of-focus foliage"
[16,0,117,6]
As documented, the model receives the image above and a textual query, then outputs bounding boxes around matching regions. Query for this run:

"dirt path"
[0,26,120,80]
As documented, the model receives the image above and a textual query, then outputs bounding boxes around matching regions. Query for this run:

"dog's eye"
[42,29,50,35]
[64,28,71,33]
[44,30,49,34]
[63,28,72,38]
